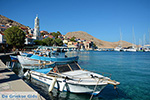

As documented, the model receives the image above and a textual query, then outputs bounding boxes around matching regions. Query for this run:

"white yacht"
[126,27,137,52]
[126,46,137,52]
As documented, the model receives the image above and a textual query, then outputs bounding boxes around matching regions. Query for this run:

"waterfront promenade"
[0,55,45,100]
[0,53,15,56]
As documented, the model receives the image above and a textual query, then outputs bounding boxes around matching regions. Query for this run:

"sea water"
[6,51,150,100]
[66,51,150,100]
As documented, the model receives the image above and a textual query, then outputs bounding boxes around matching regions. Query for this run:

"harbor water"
[6,51,150,100]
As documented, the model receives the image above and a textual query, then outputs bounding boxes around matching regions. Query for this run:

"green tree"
[41,33,45,36]
[57,31,61,35]
[42,37,54,46]
[52,31,62,39]
[55,38,63,46]
[70,36,76,42]
[4,26,26,49]
[34,40,45,45]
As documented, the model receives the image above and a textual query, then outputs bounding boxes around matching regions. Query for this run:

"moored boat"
[114,46,122,51]
[18,55,55,70]
[126,47,137,52]
[24,62,120,95]
[28,51,79,64]
[30,54,79,63]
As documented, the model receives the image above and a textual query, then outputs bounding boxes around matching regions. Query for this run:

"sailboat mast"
[132,27,136,47]
[143,34,146,47]
[120,29,122,46]
[148,29,150,45]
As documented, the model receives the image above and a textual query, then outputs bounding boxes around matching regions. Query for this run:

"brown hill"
[66,31,133,48]
[0,15,26,27]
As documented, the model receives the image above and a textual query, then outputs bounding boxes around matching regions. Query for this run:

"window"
[57,64,70,73]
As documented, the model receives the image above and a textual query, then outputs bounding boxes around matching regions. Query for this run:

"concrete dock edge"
[0,59,45,100]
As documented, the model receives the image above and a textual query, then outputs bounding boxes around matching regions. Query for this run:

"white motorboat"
[25,62,120,95]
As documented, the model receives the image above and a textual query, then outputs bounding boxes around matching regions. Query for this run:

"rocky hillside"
[0,15,26,27]
[66,31,133,48]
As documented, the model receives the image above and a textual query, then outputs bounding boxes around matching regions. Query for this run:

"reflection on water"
[25,78,94,100]
[66,51,90,61]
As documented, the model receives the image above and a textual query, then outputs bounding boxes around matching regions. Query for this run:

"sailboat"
[114,29,123,51]
[138,38,143,52]
[126,27,137,52]
[143,33,150,52]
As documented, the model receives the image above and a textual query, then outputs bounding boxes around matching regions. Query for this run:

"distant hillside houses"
[0,24,95,50]
[0,15,96,50]
[63,37,95,50]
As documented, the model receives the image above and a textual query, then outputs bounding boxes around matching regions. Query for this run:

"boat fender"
[59,80,66,91]
[24,70,29,77]
[48,77,56,92]
[24,70,31,81]
[29,72,31,82]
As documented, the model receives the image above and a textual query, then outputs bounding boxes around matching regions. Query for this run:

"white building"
[0,32,6,43]
[0,33,4,43]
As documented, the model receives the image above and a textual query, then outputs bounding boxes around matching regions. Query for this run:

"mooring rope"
[89,78,101,100]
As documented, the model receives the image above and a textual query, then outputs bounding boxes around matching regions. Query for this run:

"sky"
[0,0,150,44]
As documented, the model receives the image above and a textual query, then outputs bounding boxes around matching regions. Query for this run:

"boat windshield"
[56,62,81,73]
[57,64,70,73]
[69,63,80,70]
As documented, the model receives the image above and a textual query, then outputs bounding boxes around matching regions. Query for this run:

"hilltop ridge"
[66,31,133,48]
[0,15,26,27]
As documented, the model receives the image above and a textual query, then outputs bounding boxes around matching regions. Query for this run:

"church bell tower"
[33,15,40,40]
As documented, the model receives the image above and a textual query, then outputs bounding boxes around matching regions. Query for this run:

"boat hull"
[10,55,18,61]
[30,71,107,95]
[18,55,55,70]
[126,49,137,52]
[18,55,39,65]
[30,55,79,63]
